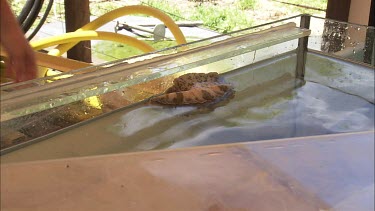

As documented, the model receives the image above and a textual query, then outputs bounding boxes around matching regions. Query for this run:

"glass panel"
[1,21,309,151]
[305,52,375,103]
[2,15,373,156]
[2,51,374,162]
[1,23,309,121]
[308,16,375,66]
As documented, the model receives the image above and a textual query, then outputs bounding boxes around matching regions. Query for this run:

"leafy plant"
[238,0,258,10]
[188,5,254,33]
[282,0,327,10]
[143,0,255,33]
[273,0,327,15]
[142,0,184,21]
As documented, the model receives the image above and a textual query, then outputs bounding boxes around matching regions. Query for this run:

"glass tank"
[0,15,374,161]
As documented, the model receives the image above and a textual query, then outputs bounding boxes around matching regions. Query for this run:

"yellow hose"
[31,31,155,52]
[30,5,186,109]
[31,31,155,77]
[49,5,186,56]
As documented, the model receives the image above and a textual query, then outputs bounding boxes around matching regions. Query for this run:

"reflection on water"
[2,72,373,163]
[112,80,374,151]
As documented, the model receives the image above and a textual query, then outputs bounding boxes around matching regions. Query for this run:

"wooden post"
[369,0,374,27]
[64,0,92,63]
[325,0,351,22]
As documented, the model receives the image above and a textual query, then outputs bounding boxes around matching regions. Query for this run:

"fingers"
[18,54,37,82]
[4,57,16,81]
[5,52,37,82]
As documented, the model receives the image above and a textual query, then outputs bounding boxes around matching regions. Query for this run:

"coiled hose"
[16,0,54,40]
[21,0,44,34]
[27,0,54,40]
[17,0,35,25]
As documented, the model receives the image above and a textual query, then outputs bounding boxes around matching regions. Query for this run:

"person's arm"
[0,0,37,82]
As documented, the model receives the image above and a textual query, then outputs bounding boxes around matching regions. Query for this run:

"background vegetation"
[9,0,328,61]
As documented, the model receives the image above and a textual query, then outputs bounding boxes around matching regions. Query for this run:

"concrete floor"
[2,131,373,210]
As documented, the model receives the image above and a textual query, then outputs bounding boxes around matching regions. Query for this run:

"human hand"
[1,0,38,82]
[3,41,37,82]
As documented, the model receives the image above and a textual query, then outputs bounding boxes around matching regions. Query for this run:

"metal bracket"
[115,21,166,41]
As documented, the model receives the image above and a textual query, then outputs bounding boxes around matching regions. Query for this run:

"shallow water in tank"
[2,54,374,163]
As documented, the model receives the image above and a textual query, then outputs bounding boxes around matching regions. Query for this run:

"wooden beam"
[35,52,92,72]
[326,0,351,22]
[1,49,92,72]
[64,0,92,63]
[369,0,374,26]
[348,0,372,25]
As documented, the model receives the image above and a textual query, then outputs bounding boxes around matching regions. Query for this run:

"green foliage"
[275,0,327,15]
[9,0,25,13]
[238,0,258,10]
[187,5,254,33]
[283,0,327,10]
[143,0,254,33]
[142,0,184,21]
[90,2,120,17]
